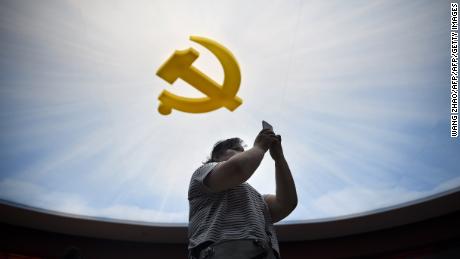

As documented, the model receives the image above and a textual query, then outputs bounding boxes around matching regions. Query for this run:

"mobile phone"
[262,120,273,131]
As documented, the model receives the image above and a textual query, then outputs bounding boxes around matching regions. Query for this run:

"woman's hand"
[269,135,284,161]
[254,129,278,152]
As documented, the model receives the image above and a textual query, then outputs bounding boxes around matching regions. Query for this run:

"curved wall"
[1,188,459,258]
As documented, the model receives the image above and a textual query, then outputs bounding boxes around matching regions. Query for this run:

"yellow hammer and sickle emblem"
[156,36,243,115]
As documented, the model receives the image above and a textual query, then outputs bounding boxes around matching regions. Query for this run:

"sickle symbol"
[156,36,243,115]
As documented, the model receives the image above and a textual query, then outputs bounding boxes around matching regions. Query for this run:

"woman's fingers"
[264,129,276,136]
[269,135,279,142]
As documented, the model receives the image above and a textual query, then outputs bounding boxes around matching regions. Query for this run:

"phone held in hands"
[263,120,281,142]
[262,120,273,131]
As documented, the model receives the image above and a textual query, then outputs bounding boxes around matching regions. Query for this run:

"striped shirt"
[187,162,280,258]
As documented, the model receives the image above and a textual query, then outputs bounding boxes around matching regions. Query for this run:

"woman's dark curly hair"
[203,137,246,164]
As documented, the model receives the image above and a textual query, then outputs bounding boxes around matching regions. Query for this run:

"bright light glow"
[0,0,458,223]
